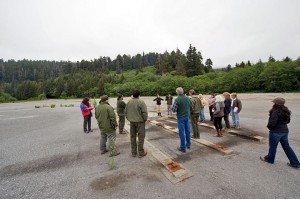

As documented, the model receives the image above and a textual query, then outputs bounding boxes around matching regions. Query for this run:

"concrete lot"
[0,93,300,199]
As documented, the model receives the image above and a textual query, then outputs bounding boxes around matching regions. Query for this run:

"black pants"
[223,114,231,128]
[213,117,223,130]
[83,115,91,132]
[209,106,214,121]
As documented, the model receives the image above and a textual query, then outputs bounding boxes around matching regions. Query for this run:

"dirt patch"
[0,148,100,179]
[0,154,75,179]
[148,134,176,141]
[89,171,159,192]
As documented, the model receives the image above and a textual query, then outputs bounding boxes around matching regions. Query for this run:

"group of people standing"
[206,92,242,137]
[80,90,148,158]
[208,92,242,127]
[171,88,300,168]
[80,89,300,169]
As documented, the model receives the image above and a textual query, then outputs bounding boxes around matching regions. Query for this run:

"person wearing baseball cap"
[95,95,120,157]
[260,97,300,168]
[125,90,148,158]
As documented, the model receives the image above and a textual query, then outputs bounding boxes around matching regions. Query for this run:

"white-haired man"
[172,87,191,152]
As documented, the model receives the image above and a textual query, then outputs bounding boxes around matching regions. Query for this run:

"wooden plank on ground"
[123,121,193,183]
[149,119,233,155]
[168,115,177,120]
[199,123,215,129]
[228,130,264,142]
[192,138,233,155]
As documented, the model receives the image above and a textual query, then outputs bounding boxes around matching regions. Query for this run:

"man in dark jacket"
[153,94,164,116]
[223,92,232,129]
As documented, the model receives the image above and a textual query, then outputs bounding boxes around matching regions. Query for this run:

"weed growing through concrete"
[60,104,74,107]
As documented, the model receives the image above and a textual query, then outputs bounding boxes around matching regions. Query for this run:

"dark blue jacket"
[267,110,290,133]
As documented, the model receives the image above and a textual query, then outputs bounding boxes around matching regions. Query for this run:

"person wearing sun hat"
[95,95,120,157]
[260,97,300,169]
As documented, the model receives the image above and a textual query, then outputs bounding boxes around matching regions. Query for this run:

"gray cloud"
[1,0,300,67]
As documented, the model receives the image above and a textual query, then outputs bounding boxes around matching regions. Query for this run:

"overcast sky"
[1,0,300,67]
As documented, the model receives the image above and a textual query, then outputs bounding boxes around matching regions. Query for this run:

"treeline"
[0,52,159,83]
[106,58,300,96]
[0,44,212,83]
[0,44,299,101]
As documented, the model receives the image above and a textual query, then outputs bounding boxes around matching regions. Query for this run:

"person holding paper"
[231,92,242,129]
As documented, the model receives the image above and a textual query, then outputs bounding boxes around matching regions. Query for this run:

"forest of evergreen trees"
[0,44,299,102]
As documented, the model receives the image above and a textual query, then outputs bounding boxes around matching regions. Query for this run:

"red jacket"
[80,103,91,116]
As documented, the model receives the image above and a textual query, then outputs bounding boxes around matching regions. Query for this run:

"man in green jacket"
[125,90,148,158]
[172,87,191,152]
[95,95,120,157]
[117,94,126,134]
[165,94,173,116]
[189,89,202,139]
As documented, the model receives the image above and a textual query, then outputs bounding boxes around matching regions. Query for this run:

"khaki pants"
[118,114,125,133]
[167,105,172,115]
[100,131,116,155]
[130,122,145,156]
[191,114,200,138]
[156,105,161,113]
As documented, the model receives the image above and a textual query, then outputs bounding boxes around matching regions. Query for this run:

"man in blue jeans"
[172,87,191,153]
[231,92,242,129]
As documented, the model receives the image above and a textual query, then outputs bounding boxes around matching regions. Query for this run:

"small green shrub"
[38,94,47,100]
[0,92,17,103]
[35,105,41,108]
[50,104,55,108]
